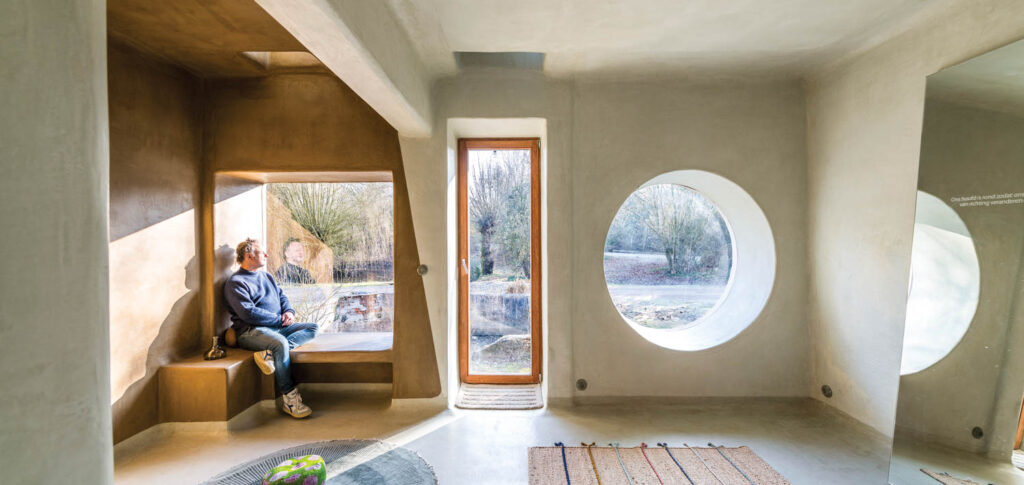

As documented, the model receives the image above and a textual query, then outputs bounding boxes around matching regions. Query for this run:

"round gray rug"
[202,439,437,485]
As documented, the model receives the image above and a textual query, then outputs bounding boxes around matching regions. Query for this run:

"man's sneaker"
[281,389,312,418]
[254,350,275,375]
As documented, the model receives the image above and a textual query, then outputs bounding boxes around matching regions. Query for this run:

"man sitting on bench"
[225,238,319,418]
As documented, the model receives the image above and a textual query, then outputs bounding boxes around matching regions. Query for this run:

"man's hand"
[281,311,295,326]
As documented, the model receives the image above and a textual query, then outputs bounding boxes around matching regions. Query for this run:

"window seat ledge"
[292,332,393,364]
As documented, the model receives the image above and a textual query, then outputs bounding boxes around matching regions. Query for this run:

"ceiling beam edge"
[256,0,433,137]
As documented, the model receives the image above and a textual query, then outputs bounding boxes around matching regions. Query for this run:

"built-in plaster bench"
[158,332,393,423]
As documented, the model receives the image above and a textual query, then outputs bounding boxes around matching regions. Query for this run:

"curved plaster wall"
[804,0,1024,438]
[0,0,113,482]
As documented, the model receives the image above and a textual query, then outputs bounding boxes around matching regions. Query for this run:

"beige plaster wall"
[107,42,203,444]
[0,0,113,482]
[254,0,433,136]
[805,0,1024,436]
[572,79,810,397]
[401,69,810,400]
[400,68,576,399]
[895,99,1024,456]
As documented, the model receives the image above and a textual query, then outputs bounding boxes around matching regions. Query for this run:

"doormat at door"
[455,383,543,410]
[529,442,790,484]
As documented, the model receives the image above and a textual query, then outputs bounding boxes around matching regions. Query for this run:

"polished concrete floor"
[114,385,893,484]
[888,432,1024,484]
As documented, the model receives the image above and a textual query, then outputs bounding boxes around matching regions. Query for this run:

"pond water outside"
[281,283,394,333]
[470,334,531,375]
[468,277,532,375]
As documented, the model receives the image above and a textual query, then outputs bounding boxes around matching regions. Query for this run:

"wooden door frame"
[1015,393,1024,449]
[458,138,542,384]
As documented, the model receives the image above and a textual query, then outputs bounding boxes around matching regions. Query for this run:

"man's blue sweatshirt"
[224,268,295,332]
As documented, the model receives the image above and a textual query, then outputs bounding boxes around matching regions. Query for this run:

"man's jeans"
[237,323,318,394]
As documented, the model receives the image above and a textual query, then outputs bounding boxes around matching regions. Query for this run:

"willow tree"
[270,182,395,278]
[469,159,504,275]
[270,183,358,254]
[468,150,532,277]
[628,184,722,276]
[495,153,531,277]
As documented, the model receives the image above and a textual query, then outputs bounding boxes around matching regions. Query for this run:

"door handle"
[461,258,470,275]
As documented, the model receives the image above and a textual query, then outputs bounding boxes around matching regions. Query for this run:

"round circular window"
[603,170,775,351]
[901,191,980,375]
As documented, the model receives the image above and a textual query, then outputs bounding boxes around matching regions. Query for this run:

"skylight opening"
[240,51,323,70]
[454,52,545,70]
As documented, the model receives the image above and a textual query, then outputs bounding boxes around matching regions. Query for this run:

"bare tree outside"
[467,149,533,374]
[604,184,733,329]
[267,182,395,335]
[469,160,503,276]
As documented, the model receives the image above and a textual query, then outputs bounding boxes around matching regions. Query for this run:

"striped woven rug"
[529,444,790,484]
[921,469,980,485]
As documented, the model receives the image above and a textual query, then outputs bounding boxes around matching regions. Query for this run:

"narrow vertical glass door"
[465,147,533,376]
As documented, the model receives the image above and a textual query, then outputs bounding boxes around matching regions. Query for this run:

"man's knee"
[238,327,286,352]
[264,332,289,352]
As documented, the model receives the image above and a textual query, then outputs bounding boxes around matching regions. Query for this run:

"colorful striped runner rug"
[529,443,789,485]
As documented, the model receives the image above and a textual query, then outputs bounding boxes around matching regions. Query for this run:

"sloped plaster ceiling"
[107,0,312,77]
[386,0,937,79]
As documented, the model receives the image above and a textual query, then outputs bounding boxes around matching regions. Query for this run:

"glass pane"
[901,191,979,375]
[603,184,733,329]
[266,183,394,338]
[467,149,532,375]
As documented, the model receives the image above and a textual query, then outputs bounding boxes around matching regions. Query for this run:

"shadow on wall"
[214,244,239,338]
[107,40,205,443]
[111,256,200,443]
[212,177,266,339]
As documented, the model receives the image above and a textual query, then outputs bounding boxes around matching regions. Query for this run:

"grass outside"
[469,335,531,375]
[604,252,728,329]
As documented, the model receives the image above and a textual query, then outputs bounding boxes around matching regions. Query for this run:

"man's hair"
[235,238,261,264]
[282,237,302,259]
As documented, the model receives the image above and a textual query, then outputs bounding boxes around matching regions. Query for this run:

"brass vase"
[203,336,226,360]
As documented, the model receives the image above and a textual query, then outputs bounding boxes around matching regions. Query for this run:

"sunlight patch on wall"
[109,209,198,402]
